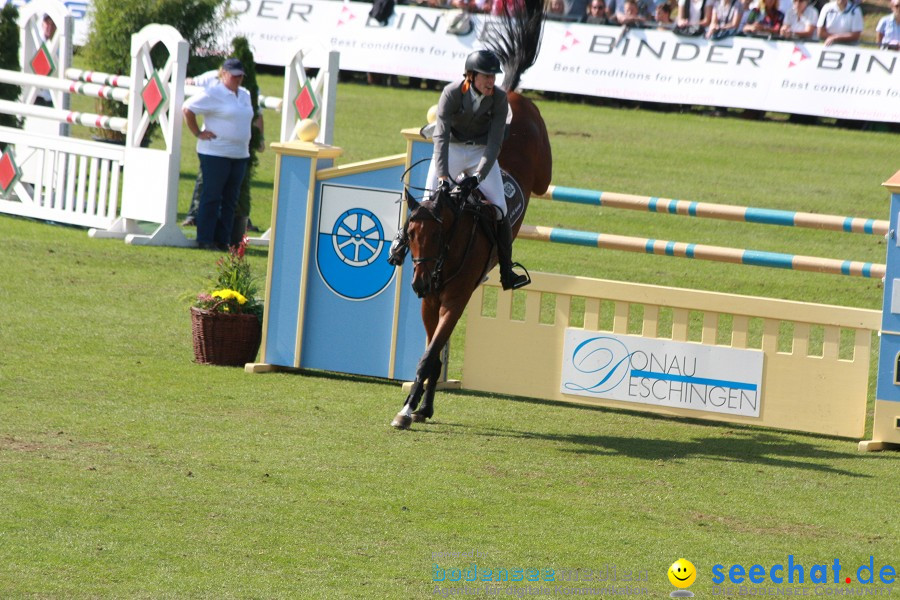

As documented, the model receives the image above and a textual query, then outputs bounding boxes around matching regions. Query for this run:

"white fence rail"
[0,126,123,229]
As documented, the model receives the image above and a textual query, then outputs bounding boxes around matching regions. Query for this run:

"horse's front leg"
[411,356,442,422]
[391,298,442,429]
[411,299,465,423]
[391,346,441,429]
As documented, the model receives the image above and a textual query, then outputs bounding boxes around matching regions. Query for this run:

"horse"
[391,0,552,429]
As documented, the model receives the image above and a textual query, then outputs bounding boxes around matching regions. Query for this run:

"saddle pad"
[500,169,526,227]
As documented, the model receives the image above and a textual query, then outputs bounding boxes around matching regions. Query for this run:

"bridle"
[408,188,483,296]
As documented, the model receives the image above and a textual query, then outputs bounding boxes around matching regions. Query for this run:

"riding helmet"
[464,50,502,75]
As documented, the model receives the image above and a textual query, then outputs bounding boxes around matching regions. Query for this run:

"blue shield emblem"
[316,183,400,300]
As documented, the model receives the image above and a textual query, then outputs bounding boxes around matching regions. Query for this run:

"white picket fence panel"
[0,126,123,229]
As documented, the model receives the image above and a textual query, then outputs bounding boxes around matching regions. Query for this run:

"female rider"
[388,49,529,291]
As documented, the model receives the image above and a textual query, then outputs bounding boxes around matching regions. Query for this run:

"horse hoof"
[391,414,412,429]
[410,413,430,423]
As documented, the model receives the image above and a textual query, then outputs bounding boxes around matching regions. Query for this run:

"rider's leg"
[496,214,529,290]
[480,166,529,291]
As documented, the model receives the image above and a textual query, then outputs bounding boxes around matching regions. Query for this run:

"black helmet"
[464,50,502,75]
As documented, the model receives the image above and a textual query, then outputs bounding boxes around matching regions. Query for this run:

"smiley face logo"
[668,559,697,589]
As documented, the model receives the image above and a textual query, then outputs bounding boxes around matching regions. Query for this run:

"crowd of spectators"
[408,0,899,48]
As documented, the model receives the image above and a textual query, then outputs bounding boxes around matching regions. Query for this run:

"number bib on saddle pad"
[469,170,526,226]
[501,169,526,228]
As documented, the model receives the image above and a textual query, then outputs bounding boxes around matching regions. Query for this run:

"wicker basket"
[190,307,262,367]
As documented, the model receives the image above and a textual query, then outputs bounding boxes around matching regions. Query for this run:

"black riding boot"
[387,230,409,266]
[496,215,530,290]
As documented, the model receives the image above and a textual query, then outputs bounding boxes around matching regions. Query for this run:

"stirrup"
[501,262,531,290]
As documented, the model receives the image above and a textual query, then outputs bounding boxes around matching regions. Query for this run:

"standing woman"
[182,58,253,250]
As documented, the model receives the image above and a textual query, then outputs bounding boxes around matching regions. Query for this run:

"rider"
[388,49,530,291]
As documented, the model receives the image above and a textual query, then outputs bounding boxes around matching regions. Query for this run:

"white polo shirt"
[784,4,819,37]
[817,1,863,36]
[877,14,900,48]
[183,82,253,159]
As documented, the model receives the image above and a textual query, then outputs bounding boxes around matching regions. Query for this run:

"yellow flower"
[212,289,247,305]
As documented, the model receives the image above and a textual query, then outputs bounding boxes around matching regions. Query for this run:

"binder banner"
[41,0,898,121]
[223,0,899,122]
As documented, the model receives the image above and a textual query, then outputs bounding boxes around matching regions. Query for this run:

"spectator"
[676,0,713,32]
[618,0,648,24]
[546,0,571,19]
[583,0,611,22]
[781,0,818,38]
[452,0,489,11]
[876,0,900,49]
[182,58,254,250]
[491,0,519,14]
[817,0,863,45]
[606,0,620,20]
[743,0,784,35]
[706,0,744,38]
[737,0,755,27]
[655,0,675,25]
[564,0,591,19]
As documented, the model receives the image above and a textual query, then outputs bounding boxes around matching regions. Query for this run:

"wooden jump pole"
[520,224,885,279]
[538,185,888,236]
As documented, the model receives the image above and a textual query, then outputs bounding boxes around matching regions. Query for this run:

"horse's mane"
[484,0,545,93]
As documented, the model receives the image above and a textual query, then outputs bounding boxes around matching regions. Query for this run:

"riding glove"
[458,175,480,198]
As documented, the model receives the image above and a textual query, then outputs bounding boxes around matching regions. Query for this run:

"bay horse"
[391,0,552,429]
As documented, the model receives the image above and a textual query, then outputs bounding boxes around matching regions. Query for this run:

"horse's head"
[405,187,455,298]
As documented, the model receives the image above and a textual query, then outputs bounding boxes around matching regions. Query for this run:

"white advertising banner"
[13,0,896,121]
[560,330,764,417]
[223,0,900,122]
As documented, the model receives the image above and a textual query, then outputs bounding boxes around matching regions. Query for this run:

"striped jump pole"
[64,68,284,111]
[520,224,886,279]
[0,99,127,132]
[538,186,888,236]
[0,68,130,103]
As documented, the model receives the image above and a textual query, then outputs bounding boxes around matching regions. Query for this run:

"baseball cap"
[222,58,245,76]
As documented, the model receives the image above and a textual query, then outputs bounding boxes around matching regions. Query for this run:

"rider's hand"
[458,175,479,197]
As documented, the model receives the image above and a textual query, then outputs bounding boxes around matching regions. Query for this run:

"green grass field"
[2,75,899,598]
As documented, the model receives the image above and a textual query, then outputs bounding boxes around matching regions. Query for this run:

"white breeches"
[425,143,505,219]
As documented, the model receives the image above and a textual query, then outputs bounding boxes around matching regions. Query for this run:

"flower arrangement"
[192,237,263,320]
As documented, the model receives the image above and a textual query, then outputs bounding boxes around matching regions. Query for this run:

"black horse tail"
[485,0,545,93]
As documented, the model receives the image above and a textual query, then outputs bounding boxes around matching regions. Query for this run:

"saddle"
[459,169,526,230]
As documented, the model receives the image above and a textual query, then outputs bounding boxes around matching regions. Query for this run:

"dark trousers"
[196,154,248,247]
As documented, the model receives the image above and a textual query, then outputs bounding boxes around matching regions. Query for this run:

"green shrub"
[230,36,261,221]
[82,0,230,139]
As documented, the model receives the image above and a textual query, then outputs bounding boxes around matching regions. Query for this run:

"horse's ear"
[405,188,418,212]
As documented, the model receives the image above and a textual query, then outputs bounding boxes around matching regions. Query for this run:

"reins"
[411,189,491,294]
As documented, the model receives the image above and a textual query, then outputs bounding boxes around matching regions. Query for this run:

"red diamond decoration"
[141,71,168,122]
[0,149,22,196]
[294,80,319,120]
[30,43,55,77]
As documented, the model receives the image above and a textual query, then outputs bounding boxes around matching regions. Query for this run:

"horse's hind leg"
[411,357,442,422]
